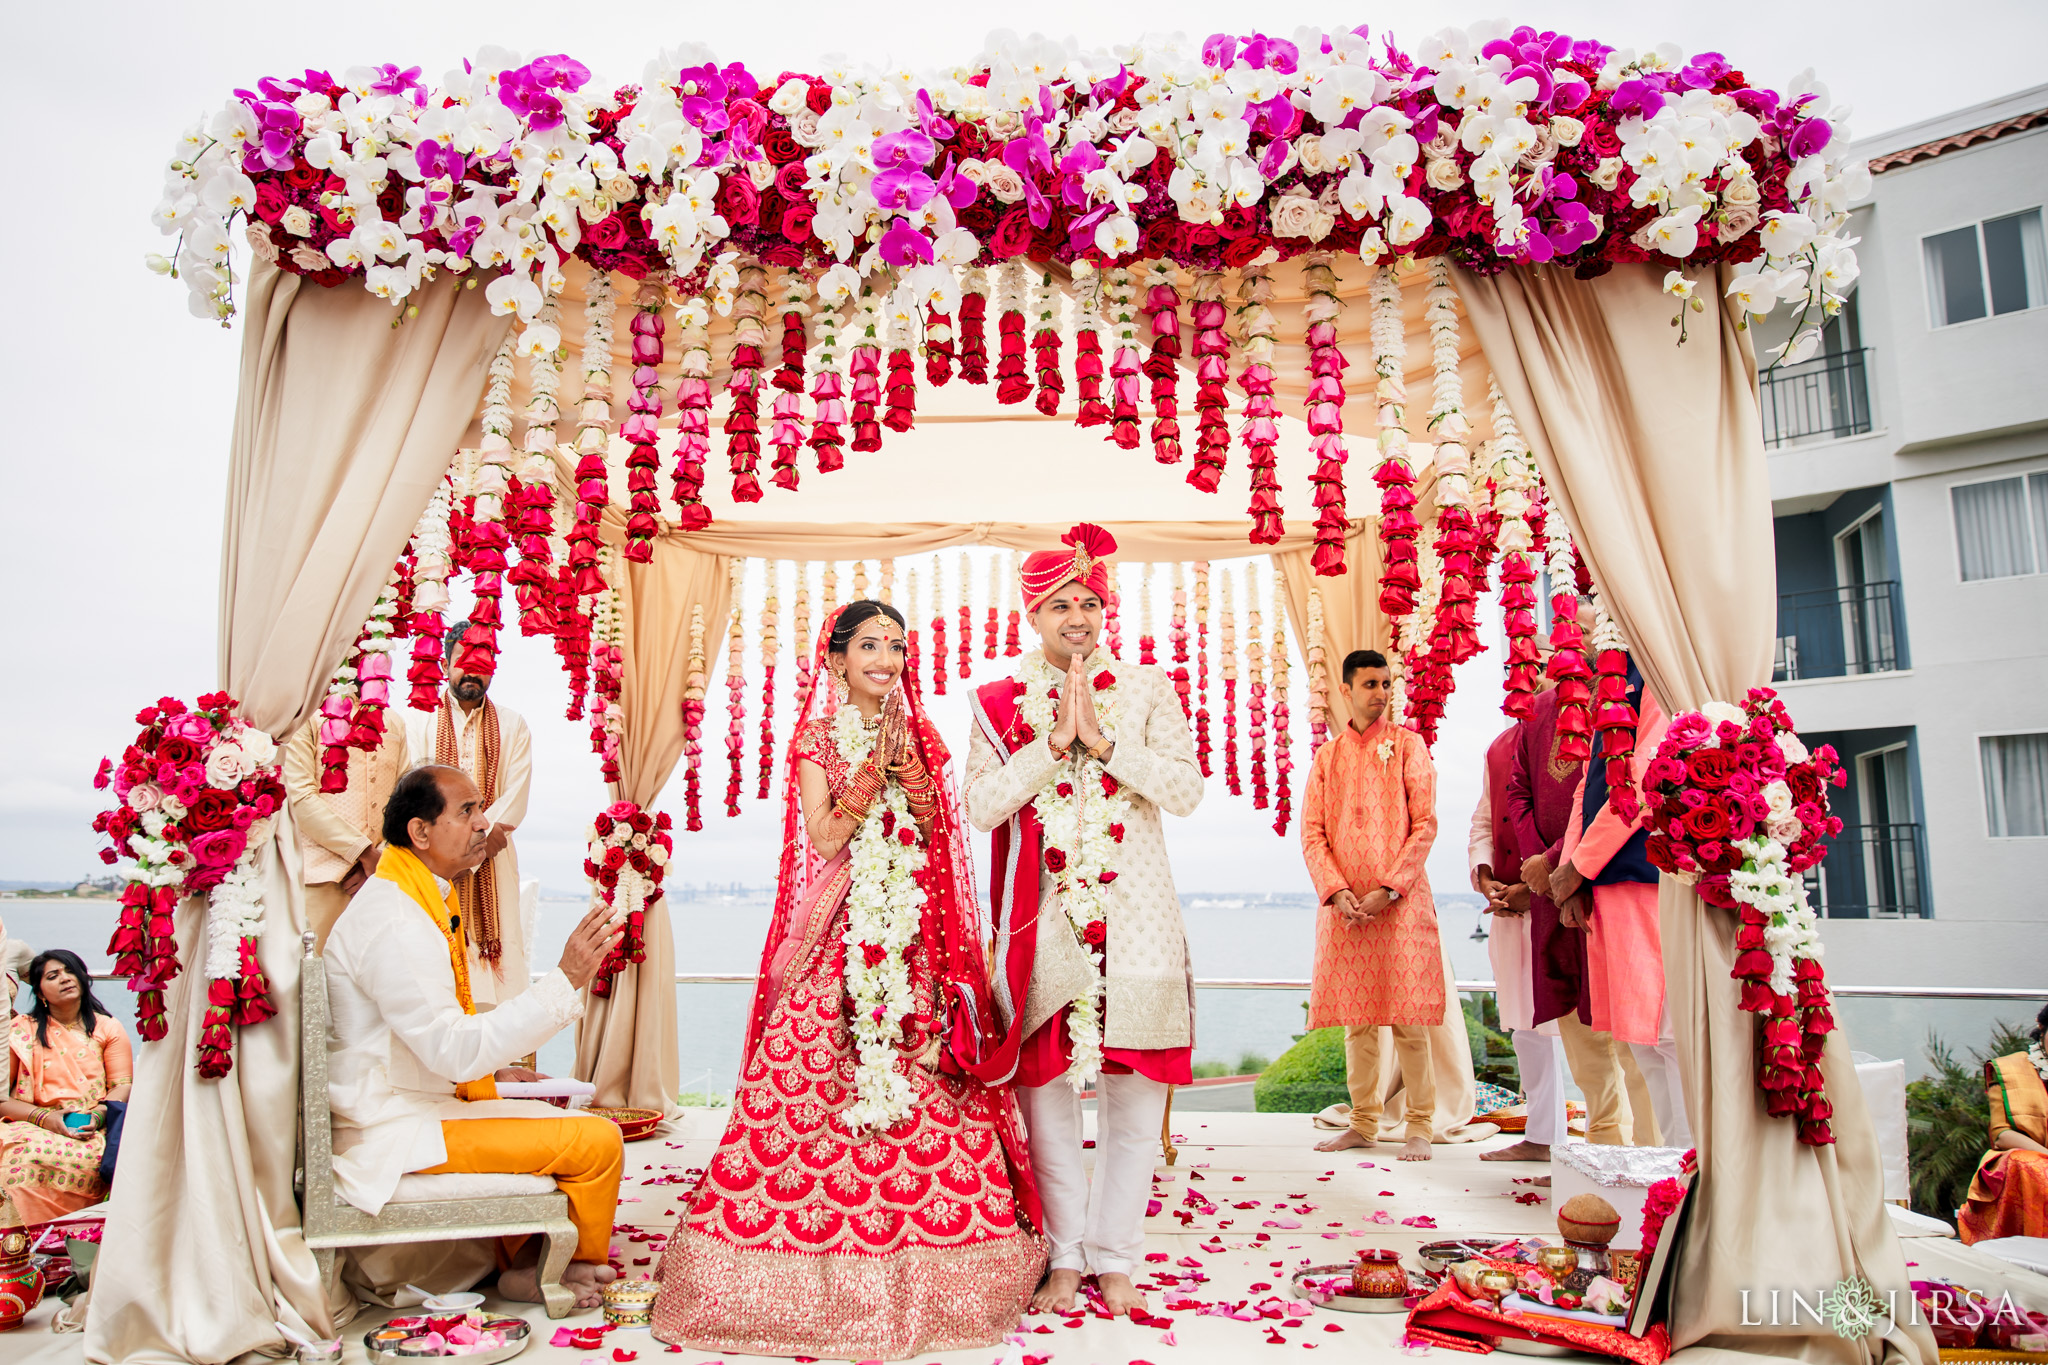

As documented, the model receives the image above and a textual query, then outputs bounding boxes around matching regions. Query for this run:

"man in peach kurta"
[1301,651,1444,1160]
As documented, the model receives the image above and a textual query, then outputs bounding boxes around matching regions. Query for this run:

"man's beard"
[453,678,488,701]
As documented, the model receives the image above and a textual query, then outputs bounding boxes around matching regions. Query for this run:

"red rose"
[1684,748,1739,790]
[183,789,238,834]
[1101,774,1120,796]
[1099,870,1118,884]
[781,202,815,242]
[594,814,615,837]
[990,207,1036,258]
[1786,765,1822,805]
[1056,782,1074,797]
[762,125,801,164]
[155,737,199,767]
[898,827,916,846]
[584,212,630,249]
[603,846,627,871]
[716,173,760,228]
[1682,802,1730,842]
[1082,919,1107,946]
[1108,822,1126,842]
[631,812,653,834]
[759,241,805,268]
[253,181,289,222]
[1221,234,1268,267]
[861,941,889,968]
[1139,215,1181,258]
[805,82,833,114]
[1092,670,1115,689]
[1044,847,1068,872]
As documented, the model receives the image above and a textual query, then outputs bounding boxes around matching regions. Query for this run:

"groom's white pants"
[1019,1073,1168,1277]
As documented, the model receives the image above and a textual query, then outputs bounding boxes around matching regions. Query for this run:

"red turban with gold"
[1019,523,1118,614]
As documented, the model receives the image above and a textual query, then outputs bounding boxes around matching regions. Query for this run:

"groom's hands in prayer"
[556,902,626,991]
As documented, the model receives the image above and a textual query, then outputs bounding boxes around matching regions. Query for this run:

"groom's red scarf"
[966,676,1046,1089]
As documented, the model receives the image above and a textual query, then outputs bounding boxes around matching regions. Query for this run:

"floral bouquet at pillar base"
[584,800,672,998]
[91,693,285,1076]
[1639,687,1845,1144]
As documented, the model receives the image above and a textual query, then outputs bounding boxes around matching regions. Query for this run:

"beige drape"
[86,263,511,1364]
[1458,262,1932,1365]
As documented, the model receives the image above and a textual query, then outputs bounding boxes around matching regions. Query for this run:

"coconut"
[1557,1193,1622,1245]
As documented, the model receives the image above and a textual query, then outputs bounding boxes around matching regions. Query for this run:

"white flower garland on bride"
[1015,652,1131,1091]
[833,702,926,1134]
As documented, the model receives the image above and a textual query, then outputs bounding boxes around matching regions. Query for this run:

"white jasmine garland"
[832,703,927,1133]
[1014,652,1129,1090]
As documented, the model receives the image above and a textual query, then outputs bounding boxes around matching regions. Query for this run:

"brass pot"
[1352,1249,1410,1299]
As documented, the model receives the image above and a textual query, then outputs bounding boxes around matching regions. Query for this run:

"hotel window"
[1951,471,2048,580]
[1924,208,2047,326]
[1981,732,2048,838]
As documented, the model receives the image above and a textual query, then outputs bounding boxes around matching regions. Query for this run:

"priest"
[405,621,533,1006]
[966,523,1204,1318]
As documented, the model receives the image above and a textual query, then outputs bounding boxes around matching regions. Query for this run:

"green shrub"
[1191,1051,1273,1081]
[1254,1028,1350,1112]
[1462,993,1520,1093]
[1906,1021,2028,1220]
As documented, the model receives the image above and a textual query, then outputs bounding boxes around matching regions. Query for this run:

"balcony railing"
[1805,821,1929,918]
[1773,580,1903,680]
[1760,347,1873,448]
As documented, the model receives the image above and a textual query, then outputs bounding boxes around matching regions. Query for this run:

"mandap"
[85,24,1926,1365]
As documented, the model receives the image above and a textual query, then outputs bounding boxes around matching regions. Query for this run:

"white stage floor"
[9,1110,2037,1364]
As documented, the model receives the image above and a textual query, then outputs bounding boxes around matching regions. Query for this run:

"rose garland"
[1635,1150,1697,1262]
[929,564,948,697]
[724,257,769,502]
[808,267,852,472]
[724,559,747,817]
[682,604,707,831]
[670,287,714,531]
[1270,568,1294,835]
[1030,268,1065,417]
[957,267,990,386]
[1371,266,1421,616]
[1641,690,1845,1143]
[1141,259,1183,465]
[832,703,926,1131]
[1423,257,1483,668]
[1137,563,1157,666]
[1221,569,1240,794]
[1071,264,1107,427]
[883,287,918,435]
[589,552,625,785]
[1234,263,1284,545]
[848,286,883,452]
[1014,653,1130,1090]
[767,267,809,490]
[758,566,779,799]
[1187,271,1230,492]
[405,482,455,709]
[924,297,955,386]
[1104,266,1142,450]
[1169,563,1192,720]
[510,290,563,635]
[955,552,972,681]
[566,268,615,614]
[1489,379,1545,719]
[1302,252,1352,577]
[1245,567,1269,810]
[464,331,516,681]
[584,800,672,997]
[620,279,667,561]
[984,557,1001,660]
[1194,560,1213,776]
[1306,581,1330,756]
[1589,602,1641,822]
[1545,528,1595,764]
[995,259,1031,406]
[92,694,284,1076]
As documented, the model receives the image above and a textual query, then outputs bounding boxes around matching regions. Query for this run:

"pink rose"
[606,800,638,820]
[1665,713,1714,749]
[165,713,215,745]
[190,827,247,869]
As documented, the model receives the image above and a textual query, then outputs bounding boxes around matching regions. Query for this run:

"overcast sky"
[4,2,2043,915]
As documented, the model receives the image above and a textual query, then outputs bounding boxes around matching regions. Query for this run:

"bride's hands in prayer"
[878,689,914,772]
[556,902,626,991]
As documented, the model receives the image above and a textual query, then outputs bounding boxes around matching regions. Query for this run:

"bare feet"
[1398,1135,1432,1162]
[1097,1272,1149,1318]
[1030,1268,1082,1314]
[1314,1128,1376,1152]
[562,1262,611,1310]
[497,1264,602,1312]
[1479,1140,1552,1163]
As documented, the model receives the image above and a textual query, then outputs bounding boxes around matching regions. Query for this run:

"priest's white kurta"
[406,701,533,1005]
[322,874,582,1216]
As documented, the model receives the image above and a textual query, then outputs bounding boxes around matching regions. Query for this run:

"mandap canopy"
[88,25,1927,1365]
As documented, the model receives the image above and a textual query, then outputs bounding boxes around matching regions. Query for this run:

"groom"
[965,524,1204,1317]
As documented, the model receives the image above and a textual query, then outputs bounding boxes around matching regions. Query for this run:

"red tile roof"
[1867,108,2048,174]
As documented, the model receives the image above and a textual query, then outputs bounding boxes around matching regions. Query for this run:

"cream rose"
[1271,193,1319,238]
[1775,732,1810,765]
[1424,122,1459,158]
[127,783,163,814]
[1762,780,1796,818]
[245,222,279,264]
[290,244,330,272]
[1550,116,1586,148]
[205,743,255,790]
[1426,157,1464,191]
[981,161,1027,203]
[1589,156,1624,191]
[1295,134,1328,174]
[1720,173,1761,210]
[788,108,825,148]
[1107,107,1141,134]
[280,205,315,236]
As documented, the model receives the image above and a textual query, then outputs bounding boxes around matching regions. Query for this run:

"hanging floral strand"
[929,556,949,696]
[995,259,1031,406]
[758,561,780,800]
[984,556,1001,659]
[793,562,814,713]
[670,287,714,532]
[1245,565,1269,810]
[1546,525,1595,764]
[1104,563,1123,659]
[957,266,990,386]
[1306,581,1331,754]
[1137,563,1157,666]
[768,268,810,490]
[1187,271,1231,492]
[924,293,955,386]
[847,285,884,451]
[509,290,564,635]
[724,558,747,817]
[1104,266,1142,449]
[406,482,454,711]
[1194,561,1213,776]
[566,268,616,609]
[1421,258,1482,672]
[683,603,707,831]
[883,286,918,434]
[1490,379,1544,719]
[955,552,972,680]
[1030,269,1064,416]
[853,560,870,601]
[903,564,921,684]
[1371,265,1421,616]
[621,278,668,561]
[822,562,840,618]
[1303,252,1352,576]
[1071,263,1108,427]
[1221,567,1240,794]
[725,257,769,502]
[1003,552,1023,656]
[1589,598,1641,822]
[589,550,625,785]
[878,557,895,605]
[460,330,519,694]
[347,570,403,756]
[1141,259,1183,464]
[807,270,851,474]
[1169,563,1192,719]
[1271,567,1294,835]
[1234,264,1284,543]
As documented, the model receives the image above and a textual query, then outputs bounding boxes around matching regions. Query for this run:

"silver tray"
[364,1316,532,1363]
[1290,1264,1429,1314]
[1496,1337,1596,1357]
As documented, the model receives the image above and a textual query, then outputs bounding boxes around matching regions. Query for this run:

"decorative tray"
[585,1106,664,1141]
[1291,1264,1430,1313]
[364,1315,531,1362]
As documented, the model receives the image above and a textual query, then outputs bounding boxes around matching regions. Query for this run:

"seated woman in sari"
[1,949,132,1228]
[1960,1002,2048,1244]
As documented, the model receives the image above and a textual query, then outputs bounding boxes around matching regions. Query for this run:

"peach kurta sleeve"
[1382,732,1437,899]
[98,1018,134,1087]
[1300,742,1349,906]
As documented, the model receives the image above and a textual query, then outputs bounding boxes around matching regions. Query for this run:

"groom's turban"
[1020,523,1118,614]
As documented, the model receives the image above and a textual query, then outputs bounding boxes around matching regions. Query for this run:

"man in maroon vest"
[965,524,1204,1318]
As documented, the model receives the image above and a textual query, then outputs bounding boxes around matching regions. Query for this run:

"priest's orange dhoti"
[421,1115,624,1262]
[1302,717,1445,1140]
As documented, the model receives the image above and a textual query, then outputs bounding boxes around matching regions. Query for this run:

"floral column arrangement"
[1371,266,1420,614]
[1141,259,1183,464]
[1302,252,1352,576]
[621,278,669,561]
[724,258,769,502]
[682,604,708,832]
[1233,264,1284,543]
[758,562,780,799]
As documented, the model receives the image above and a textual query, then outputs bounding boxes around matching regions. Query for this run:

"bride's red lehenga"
[652,613,1046,1359]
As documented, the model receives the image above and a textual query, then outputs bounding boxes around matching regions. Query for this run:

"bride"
[652,601,1046,1359]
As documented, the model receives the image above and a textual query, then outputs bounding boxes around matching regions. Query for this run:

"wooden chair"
[297,932,579,1318]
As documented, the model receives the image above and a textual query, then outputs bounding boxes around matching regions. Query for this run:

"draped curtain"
[1457,261,1932,1365]
[86,262,511,1363]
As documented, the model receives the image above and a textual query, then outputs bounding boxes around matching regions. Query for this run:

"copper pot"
[1352,1248,1410,1298]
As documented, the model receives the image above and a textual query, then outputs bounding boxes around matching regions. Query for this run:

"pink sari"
[652,610,1045,1360]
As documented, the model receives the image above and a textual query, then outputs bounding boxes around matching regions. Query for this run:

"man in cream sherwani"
[325,763,624,1310]
[405,620,533,1006]
[965,524,1204,1319]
